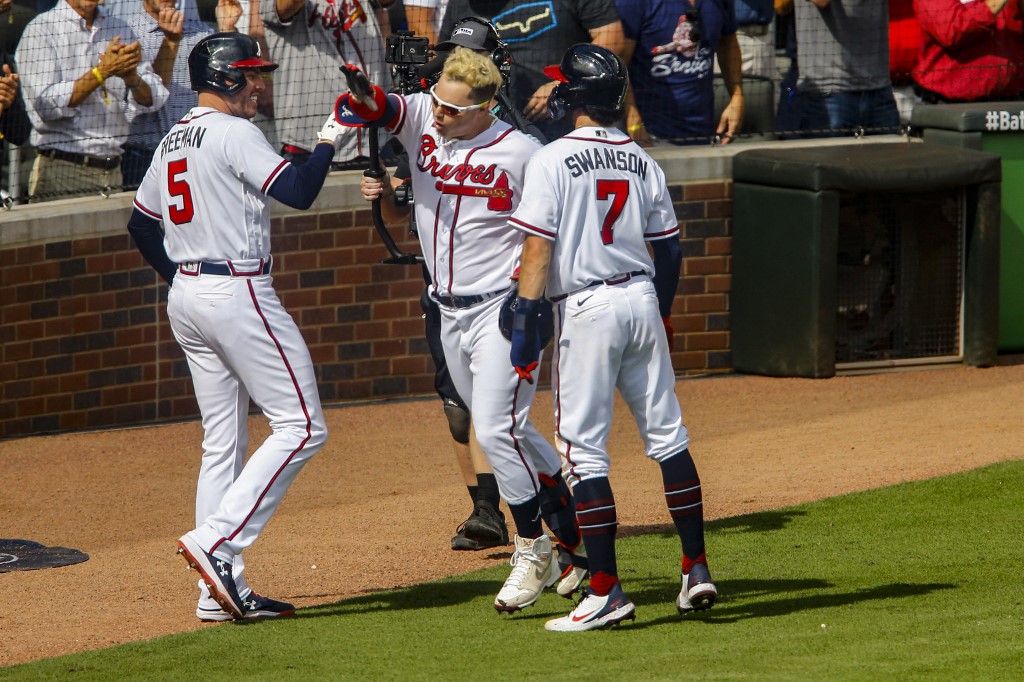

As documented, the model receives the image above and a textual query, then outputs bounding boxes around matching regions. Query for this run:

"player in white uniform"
[348,47,586,612]
[126,33,351,621]
[509,44,718,631]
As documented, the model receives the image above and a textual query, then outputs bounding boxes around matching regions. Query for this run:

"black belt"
[433,288,508,309]
[552,270,647,302]
[39,147,121,170]
[178,259,273,277]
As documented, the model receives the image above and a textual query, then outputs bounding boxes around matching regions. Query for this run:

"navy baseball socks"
[538,472,589,598]
[545,476,636,631]
[660,448,718,613]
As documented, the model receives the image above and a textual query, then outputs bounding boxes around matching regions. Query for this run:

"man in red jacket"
[913,0,1024,102]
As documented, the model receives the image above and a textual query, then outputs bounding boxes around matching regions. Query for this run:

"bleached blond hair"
[442,46,501,104]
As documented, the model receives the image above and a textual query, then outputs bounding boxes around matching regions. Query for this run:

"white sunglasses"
[429,84,491,116]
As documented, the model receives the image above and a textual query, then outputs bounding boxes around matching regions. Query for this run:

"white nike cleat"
[494,534,558,612]
[556,542,589,598]
[545,583,636,632]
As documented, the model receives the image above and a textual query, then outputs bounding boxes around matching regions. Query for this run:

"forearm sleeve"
[651,236,682,318]
[126,208,177,284]
[266,143,335,209]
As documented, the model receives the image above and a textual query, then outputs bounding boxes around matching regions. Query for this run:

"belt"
[552,270,647,302]
[433,287,508,309]
[39,147,121,170]
[178,258,273,277]
[738,23,770,36]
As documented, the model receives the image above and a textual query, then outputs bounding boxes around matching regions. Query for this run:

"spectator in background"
[439,0,632,143]
[260,0,391,170]
[0,0,29,151]
[617,0,745,145]
[889,0,921,123]
[794,0,899,137]
[16,0,168,201]
[913,0,1024,103]
[731,0,776,80]
[775,0,800,136]
[405,0,446,44]
[122,0,248,187]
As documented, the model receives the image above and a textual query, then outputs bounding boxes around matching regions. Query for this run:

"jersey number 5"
[596,179,629,245]
[167,158,195,225]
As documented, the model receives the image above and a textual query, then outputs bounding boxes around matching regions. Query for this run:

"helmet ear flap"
[548,83,571,121]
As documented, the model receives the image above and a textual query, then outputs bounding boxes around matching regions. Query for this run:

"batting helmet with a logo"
[544,43,627,121]
[188,33,278,96]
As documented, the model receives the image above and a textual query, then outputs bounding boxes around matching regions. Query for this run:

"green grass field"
[4,461,1022,681]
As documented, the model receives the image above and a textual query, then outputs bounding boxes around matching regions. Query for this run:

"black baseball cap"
[434,17,501,53]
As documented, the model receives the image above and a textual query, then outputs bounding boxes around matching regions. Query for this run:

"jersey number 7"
[596,179,629,245]
[167,158,195,225]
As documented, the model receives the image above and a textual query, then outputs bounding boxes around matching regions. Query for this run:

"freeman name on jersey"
[564,147,648,180]
[161,125,208,156]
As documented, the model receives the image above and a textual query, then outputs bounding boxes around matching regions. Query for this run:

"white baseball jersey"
[512,125,688,478]
[133,107,289,262]
[386,92,541,298]
[381,92,562,506]
[510,126,678,299]
[133,105,326,610]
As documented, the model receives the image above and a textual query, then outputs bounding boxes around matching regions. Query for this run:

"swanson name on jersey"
[564,147,648,180]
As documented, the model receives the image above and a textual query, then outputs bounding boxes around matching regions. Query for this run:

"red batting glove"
[662,315,674,352]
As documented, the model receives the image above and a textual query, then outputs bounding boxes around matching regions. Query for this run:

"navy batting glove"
[510,296,542,384]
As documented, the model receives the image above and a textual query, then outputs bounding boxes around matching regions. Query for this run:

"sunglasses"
[429,84,491,117]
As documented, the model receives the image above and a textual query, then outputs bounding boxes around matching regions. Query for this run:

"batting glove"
[510,296,543,384]
[317,112,346,149]
[340,64,388,121]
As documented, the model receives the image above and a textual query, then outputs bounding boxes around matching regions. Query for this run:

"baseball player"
[126,33,350,621]
[508,44,718,631]
[348,46,586,611]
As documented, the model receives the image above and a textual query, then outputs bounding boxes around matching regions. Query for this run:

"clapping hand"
[157,6,185,43]
[0,63,18,114]
[215,0,243,31]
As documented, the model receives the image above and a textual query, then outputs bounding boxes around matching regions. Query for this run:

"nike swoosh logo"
[571,607,601,622]
[576,294,594,306]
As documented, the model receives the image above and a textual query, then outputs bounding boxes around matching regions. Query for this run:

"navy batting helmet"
[544,43,627,121]
[188,33,277,96]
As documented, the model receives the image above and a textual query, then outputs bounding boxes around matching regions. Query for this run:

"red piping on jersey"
[262,159,290,194]
[210,280,313,554]
[562,134,634,145]
[646,225,680,239]
[442,126,516,296]
[389,94,409,136]
[552,308,581,485]
[176,110,219,125]
[510,372,542,497]
[134,198,161,220]
[509,216,556,239]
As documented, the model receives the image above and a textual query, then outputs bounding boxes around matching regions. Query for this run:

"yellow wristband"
[627,123,644,134]
[92,66,111,105]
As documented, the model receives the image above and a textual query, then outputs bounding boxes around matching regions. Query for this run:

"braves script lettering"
[416,135,497,184]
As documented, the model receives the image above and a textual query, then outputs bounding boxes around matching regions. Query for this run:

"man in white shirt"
[16,0,168,201]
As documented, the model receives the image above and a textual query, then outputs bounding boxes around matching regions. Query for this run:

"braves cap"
[435,17,499,53]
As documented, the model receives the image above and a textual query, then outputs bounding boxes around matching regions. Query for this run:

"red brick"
[705,237,732,256]
[685,294,727,313]
[706,274,731,293]
[675,314,707,333]
[17,396,46,417]
[684,182,728,201]
[684,331,728,351]
[4,341,31,362]
[392,356,428,375]
[674,351,706,371]
[16,244,44,265]
[4,264,32,286]
[74,238,103,256]
[684,256,729,276]
[74,351,104,372]
[373,300,408,319]
[60,373,89,392]
[280,252,319,270]
[373,339,406,357]
[59,297,89,316]
[280,289,318,309]
[319,248,356,267]
[336,265,373,284]
[322,287,354,305]
[354,321,390,340]
[335,226,373,247]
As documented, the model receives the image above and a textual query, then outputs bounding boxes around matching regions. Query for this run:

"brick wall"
[0,177,732,440]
